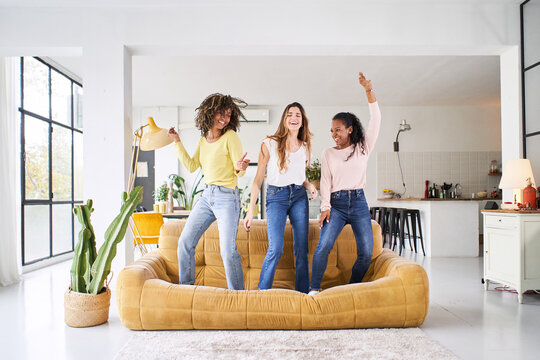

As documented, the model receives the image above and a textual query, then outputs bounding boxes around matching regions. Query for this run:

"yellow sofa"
[116,219,429,330]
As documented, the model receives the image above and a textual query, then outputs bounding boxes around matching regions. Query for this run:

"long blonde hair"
[268,102,312,172]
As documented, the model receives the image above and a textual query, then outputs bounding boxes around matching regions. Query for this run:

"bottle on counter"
[425,180,429,199]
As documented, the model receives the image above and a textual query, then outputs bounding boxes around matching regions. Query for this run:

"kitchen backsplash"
[376,151,502,198]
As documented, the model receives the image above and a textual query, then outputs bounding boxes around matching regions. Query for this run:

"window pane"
[23,57,49,118]
[52,204,73,255]
[523,2,540,68]
[74,84,83,130]
[51,70,71,126]
[525,65,540,135]
[74,132,83,201]
[24,205,50,263]
[25,116,49,200]
[526,135,540,191]
[52,125,72,201]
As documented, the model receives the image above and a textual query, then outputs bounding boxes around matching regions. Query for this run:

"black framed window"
[521,0,540,181]
[19,57,83,266]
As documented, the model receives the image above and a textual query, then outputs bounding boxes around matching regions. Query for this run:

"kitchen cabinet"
[482,210,540,303]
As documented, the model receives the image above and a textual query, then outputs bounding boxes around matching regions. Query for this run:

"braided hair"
[333,112,366,161]
[195,93,247,136]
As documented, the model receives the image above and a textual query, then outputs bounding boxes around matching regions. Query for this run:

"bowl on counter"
[476,191,487,198]
[382,192,395,199]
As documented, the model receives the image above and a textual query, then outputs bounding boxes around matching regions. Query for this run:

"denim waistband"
[331,188,365,199]
[204,184,238,194]
[267,184,304,191]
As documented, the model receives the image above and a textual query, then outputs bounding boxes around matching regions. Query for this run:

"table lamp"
[498,159,537,210]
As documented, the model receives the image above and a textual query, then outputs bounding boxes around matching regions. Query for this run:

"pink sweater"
[320,101,381,211]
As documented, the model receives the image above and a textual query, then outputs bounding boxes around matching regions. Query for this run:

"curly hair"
[195,93,247,136]
[332,112,365,161]
[268,102,312,172]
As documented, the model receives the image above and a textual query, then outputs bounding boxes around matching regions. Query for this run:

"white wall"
[0,1,522,265]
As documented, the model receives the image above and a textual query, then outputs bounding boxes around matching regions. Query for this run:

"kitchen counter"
[373,198,501,257]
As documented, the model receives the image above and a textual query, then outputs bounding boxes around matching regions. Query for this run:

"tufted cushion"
[157,219,383,290]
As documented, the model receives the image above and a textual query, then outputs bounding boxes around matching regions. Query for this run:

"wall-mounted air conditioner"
[242,109,269,123]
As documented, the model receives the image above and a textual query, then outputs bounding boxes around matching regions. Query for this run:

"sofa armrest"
[116,252,171,330]
[367,249,429,326]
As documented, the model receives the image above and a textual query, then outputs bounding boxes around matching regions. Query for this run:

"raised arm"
[358,72,381,152]
[243,142,270,232]
[168,127,201,173]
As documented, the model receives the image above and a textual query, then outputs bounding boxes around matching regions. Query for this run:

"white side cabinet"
[482,211,540,303]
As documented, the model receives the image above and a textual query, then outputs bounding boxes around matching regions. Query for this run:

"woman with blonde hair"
[168,93,250,290]
[244,102,317,293]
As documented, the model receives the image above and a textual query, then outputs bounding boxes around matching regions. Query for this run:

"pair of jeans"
[310,189,373,290]
[259,184,309,293]
[177,184,244,290]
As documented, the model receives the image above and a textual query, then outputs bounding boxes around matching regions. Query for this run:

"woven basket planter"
[64,287,111,327]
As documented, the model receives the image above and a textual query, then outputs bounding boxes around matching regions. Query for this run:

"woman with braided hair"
[168,93,250,290]
[308,72,381,296]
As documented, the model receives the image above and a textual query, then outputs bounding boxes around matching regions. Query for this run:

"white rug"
[115,328,458,360]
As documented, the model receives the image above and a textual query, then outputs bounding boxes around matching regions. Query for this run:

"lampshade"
[140,117,173,151]
[498,159,536,189]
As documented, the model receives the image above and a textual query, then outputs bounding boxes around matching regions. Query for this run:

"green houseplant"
[64,186,143,327]
[168,170,205,210]
[306,159,321,189]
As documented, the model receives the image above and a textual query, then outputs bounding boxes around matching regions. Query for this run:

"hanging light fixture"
[393,119,412,198]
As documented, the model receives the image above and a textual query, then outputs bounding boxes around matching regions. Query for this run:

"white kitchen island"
[374,198,491,257]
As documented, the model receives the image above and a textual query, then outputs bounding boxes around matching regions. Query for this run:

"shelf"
[488,172,502,176]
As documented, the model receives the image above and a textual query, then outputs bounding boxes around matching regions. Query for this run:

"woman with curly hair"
[308,72,381,296]
[168,93,250,290]
[243,102,317,293]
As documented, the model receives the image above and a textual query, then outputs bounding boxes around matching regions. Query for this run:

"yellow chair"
[131,213,164,255]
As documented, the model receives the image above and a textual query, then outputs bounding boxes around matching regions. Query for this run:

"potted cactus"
[64,186,143,327]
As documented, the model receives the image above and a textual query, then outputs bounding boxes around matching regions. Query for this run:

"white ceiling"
[50,55,500,108]
[131,56,500,107]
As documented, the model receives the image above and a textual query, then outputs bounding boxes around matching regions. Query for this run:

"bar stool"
[395,209,413,255]
[395,209,425,256]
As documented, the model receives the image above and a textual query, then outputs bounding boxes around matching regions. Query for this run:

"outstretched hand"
[235,152,250,172]
[358,72,372,91]
[168,127,180,142]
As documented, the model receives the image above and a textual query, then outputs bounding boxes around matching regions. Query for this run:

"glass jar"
[490,160,498,174]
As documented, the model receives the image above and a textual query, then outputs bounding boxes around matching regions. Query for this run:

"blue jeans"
[310,189,373,290]
[177,184,244,290]
[259,184,309,293]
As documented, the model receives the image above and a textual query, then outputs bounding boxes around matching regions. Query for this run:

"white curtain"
[0,57,21,286]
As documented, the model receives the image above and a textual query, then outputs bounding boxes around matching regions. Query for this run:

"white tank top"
[263,138,307,187]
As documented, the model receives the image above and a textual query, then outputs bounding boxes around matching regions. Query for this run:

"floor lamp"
[128,117,173,255]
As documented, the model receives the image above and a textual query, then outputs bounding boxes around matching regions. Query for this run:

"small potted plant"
[306,159,321,190]
[168,171,205,210]
[154,183,169,213]
[64,186,143,327]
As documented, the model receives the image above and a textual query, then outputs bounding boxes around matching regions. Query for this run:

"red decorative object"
[424,180,429,199]
[523,184,537,209]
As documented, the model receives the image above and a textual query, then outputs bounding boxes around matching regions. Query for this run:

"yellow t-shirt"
[174,130,245,189]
